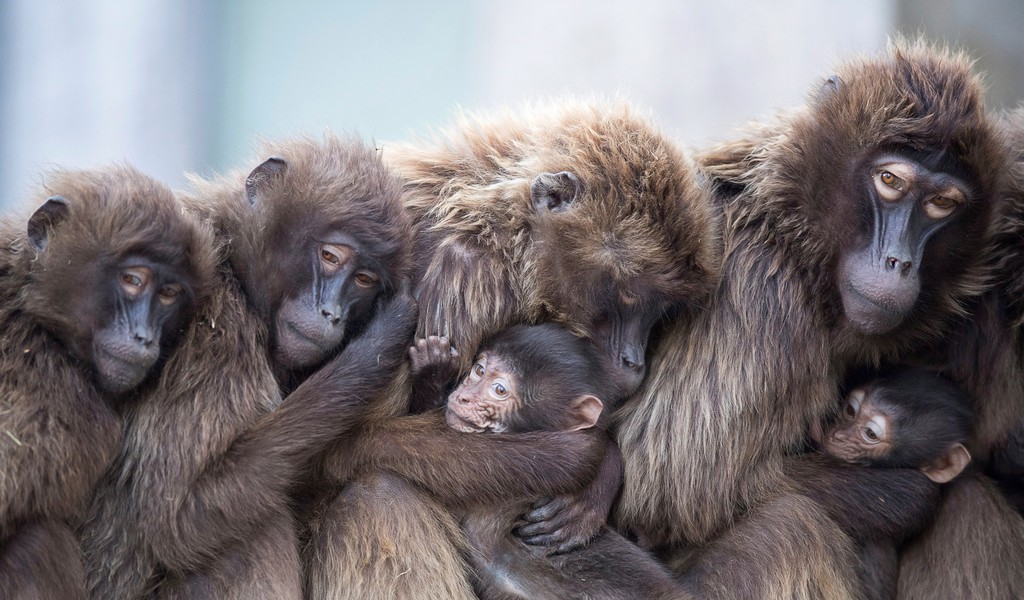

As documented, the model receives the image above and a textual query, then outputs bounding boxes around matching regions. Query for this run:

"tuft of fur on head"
[699,38,1009,353]
[389,99,720,346]
[477,323,618,432]
[185,133,412,315]
[869,367,973,469]
[13,165,217,361]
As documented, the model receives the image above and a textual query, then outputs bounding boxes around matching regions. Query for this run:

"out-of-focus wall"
[0,0,1020,211]
[0,0,218,208]
[472,0,892,146]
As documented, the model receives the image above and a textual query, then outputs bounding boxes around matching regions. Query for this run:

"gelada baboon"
[795,368,973,599]
[389,99,719,402]
[893,108,1024,600]
[306,101,720,598]
[0,167,214,599]
[616,40,1007,598]
[305,327,671,600]
[77,135,415,600]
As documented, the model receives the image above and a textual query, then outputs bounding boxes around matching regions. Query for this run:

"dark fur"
[788,368,973,600]
[306,101,720,598]
[617,40,1007,599]
[0,167,215,599]
[894,107,1024,599]
[77,135,414,599]
[452,325,688,599]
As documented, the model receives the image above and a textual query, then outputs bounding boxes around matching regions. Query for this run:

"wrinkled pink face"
[817,387,893,464]
[445,352,523,433]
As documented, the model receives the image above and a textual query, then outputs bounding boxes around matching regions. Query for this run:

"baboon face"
[23,172,208,395]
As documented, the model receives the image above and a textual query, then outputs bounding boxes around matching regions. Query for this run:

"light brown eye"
[879,171,899,188]
[354,271,379,289]
[493,383,508,398]
[923,195,959,219]
[320,248,340,265]
[119,267,151,296]
[158,284,182,306]
[472,363,484,378]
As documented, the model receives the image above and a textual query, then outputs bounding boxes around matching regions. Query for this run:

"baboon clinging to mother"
[305,101,721,598]
[617,40,1011,598]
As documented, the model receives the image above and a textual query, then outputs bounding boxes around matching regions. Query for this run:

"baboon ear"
[531,171,582,214]
[922,443,971,484]
[245,157,288,206]
[27,195,70,253]
[565,394,604,431]
[817,74,844,101]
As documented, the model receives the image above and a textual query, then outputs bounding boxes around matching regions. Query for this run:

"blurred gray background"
[1,0,1021,209]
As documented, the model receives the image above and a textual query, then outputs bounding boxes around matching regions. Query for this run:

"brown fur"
[77,135,414,599]
[388,98,719,374]
[616,39,1007,599]
[305,101,719,598]
[898,475,1024,599]
[0,166,216,599]
[894,106,1024,599]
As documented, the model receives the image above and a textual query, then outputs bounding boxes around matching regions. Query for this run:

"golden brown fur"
[388,99,719,373]
[617,40,1007,599]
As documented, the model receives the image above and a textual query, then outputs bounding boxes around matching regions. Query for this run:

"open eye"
[862,425,880,443]
[320,248,340,265]
[923,195,959,219]
[471,362,485,380]
[157,284,183,306]
[873,170,905,201]
[844,402,857,418]
[492,382,508,398]
[354,271,379,289]
[119,267,151,296]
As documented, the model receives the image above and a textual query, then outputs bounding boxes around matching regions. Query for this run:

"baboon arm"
[784,453,940,543]
[139,295,416,571]
[415,238,518,373]
[0,380,117,531]
[517,440,623,554]
[350,412,607,509]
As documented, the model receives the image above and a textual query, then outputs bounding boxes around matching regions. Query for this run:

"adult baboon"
[390,99,719,401]
[0,167,215,599]
[616,40,1008,598]
[895,107,1024,599]
[78,136,416,600]
[307,101,720,598]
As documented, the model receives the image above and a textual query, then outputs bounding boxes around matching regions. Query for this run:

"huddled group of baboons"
[3,38,1024,600]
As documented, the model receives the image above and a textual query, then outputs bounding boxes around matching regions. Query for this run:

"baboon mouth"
[284,321,332,351]
[445,410,487,433]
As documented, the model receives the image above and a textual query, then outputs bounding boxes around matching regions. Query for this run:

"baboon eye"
[923,195,959,219]
[321,248,339,265]
[862,426,880,443]
[158,284,182,306]
[120,267,152,296]
[845,402,857,418]
[354,271,379,289]
[492,382,508,398]
[874,170,905,201]
[472,362,485,379]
